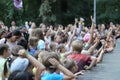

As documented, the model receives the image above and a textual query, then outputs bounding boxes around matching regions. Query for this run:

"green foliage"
[97,0,120,24]
[39,0,56,25]
[0,0,119,26]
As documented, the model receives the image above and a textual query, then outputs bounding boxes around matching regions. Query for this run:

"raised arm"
[87,16,95,45]
[78,17,84,37]
[85,56,97,70]
[106,27,113,41]
[78,23,83,37]
[49,58,75,80]
[67,27,76,48]
[88,36,100,55]
[18,50,45,70]
[18,50,45,80]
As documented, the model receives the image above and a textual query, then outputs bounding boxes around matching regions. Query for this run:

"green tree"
[39,0,56,25]
[97,0,120,24]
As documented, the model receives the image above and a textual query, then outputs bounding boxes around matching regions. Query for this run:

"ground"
[77,40,120,80]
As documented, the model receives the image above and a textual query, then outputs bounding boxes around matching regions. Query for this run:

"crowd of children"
[0,16,120,80]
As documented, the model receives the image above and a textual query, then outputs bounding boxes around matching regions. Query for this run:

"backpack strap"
[4,38,7,44]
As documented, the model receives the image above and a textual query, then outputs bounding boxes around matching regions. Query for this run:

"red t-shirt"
[67,53,91,71]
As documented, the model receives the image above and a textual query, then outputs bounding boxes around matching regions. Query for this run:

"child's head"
[38,51,49,63]
[72,40,83,53]
[0,44,10,58]
[44,28,51,36]
[62,58,78,73]
[49,42,57,52]
[56,44,66,53]
[33,28,44,40]
[29,37,38,47]
[17,39,28,50]
[11,45,24,57]
[54,35,62,44]
[41,52,60,73]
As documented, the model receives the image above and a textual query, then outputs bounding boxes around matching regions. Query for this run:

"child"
[16,49,46,80]
[39,52,75,80]
[62,58,78,74]
[44,28,51,50]
[28,37,38,56]
[104,27,114,53]
[67,40,97,71]
[0,44,10,80]
[62,58,84,77]
[56,44,67,59]
[49,42,57,52]
[56,44,72,61]
[32,28,45,50]
[17,38,28,50]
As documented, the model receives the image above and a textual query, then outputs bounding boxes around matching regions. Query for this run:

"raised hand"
[18,49,27,57]
[90,16,94,23]
[75,18,78,24]
[84,65,91,70]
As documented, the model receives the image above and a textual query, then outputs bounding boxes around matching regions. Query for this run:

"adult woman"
[0,30,22,50]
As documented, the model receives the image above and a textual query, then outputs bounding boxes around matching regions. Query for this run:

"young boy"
[39,52,75,80]
[67,40,97,71]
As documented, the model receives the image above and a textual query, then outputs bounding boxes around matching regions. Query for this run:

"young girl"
[44,28,51,50]
[28,37,38,56]
[62,58,78,74]
[39,52,75,80]
[62,58,84,78]
[32,28,45,50]
[15,49,46,80]
[0,44,10,80]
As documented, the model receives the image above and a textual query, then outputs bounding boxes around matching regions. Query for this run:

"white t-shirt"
[44,36,51,49]
[0,38,17,50]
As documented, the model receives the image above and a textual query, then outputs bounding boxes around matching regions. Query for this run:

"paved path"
[78,40,120,80]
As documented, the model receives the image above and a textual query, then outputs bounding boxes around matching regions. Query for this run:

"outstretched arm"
[49,58,75,80]
[85,56,97,70]
[87,16,95,46]
[67,28,76,48]
[106,27,113,41]
[18,50,45,80]
[88,36,100,55]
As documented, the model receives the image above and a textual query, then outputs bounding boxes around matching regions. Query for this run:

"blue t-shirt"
[29,48,36,56]
[37,40,45,50]
[41,73,63,80]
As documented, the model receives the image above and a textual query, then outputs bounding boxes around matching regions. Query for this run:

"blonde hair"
[72,40,83,53]
[62,58,76,70]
